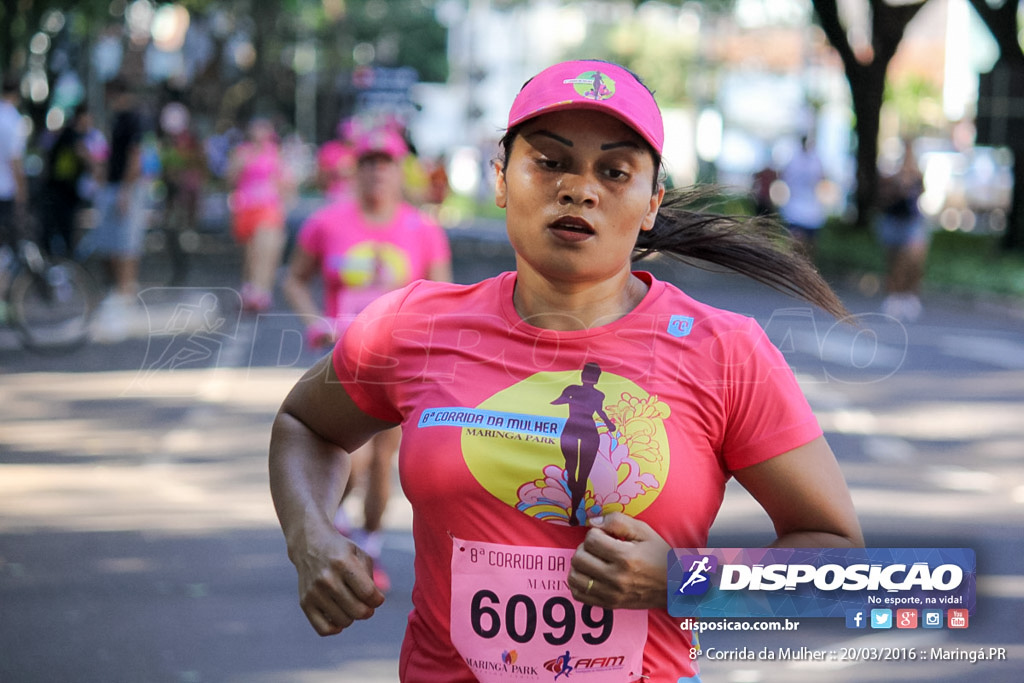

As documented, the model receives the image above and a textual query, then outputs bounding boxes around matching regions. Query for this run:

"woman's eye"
[605,168,628,180]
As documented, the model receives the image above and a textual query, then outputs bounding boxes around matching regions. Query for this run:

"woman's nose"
[558,174,598,207]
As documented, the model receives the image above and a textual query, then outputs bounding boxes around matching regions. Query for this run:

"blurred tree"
[313,0,448,140]
[1,0,103,77]
[2,0,446,146]
[967,0,1024,252]
[811,0,928,228]
[885,75,943,134]
[605,6,703,105]
[545,0,929,230]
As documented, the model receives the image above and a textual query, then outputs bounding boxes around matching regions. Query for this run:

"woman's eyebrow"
[524,131,640,151]
[525,130,574,147]
[600,140,641,151]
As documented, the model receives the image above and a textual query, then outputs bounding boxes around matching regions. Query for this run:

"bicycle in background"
[0,215,99,353]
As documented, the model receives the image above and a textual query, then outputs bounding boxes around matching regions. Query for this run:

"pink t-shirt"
[297,201,450,323]
[333,271,822,682]
[231,141,284,212]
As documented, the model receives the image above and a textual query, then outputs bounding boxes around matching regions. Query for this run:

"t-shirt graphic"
[327,240,411,318]
[552,362,618,525]
[424,363,670,526]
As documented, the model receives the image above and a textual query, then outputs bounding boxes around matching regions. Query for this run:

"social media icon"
[922,610,943,628]
[845,610,866,629]
[896,609,918,628]
[947,609,969,629]
[871,609,892,629]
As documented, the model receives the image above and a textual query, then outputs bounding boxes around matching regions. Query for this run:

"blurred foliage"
[605,18,702,105]
[444,191,507,222]
[2,0,447,145]
[884,75,944,136]
[816,220,887,277]
[315,0,448,83]
[3,0,445,77]
[490,0,730,107]
[921,231,1024,298]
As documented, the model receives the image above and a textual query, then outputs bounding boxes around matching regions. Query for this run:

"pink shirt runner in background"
[231,141,284,212]
[296,200,450,323]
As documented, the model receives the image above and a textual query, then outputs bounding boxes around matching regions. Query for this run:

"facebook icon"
[845,609,866,629]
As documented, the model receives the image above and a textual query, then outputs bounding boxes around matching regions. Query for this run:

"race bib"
[450,537,647,682]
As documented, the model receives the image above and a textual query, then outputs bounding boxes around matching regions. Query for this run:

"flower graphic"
[517,426,661,525]
[607,393,670,464]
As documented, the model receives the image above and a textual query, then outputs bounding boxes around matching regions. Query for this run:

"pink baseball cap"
[353,126,409,160]
[507,60,664,155]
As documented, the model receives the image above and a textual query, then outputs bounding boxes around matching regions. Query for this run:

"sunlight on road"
[1,368,304,534]
[818,403,1024,441]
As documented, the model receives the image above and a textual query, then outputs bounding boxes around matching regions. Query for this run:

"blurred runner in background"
[227,118,292,312]
[876,137,929,322]
[282,123,451,591]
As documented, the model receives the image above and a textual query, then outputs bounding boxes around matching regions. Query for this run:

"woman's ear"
[640,184,665,231]
[493,161,508,209]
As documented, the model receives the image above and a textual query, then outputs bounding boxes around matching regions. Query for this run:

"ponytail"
[635,186,849,320]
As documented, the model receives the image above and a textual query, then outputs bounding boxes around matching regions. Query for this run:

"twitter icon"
[870,609,893,629]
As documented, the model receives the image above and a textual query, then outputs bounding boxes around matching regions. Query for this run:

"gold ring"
[585,577,594,594]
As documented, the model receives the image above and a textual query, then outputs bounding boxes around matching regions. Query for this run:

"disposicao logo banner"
[667,548,976,618]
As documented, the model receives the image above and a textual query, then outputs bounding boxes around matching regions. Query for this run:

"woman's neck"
[511,267,649,331]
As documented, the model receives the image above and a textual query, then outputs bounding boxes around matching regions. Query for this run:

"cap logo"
[562,71,615,101]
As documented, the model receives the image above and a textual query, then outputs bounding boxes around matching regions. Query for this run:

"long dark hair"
[497,129,849,320]
[635,186,849,319]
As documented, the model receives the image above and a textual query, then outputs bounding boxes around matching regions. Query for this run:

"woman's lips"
[548,216,595,242]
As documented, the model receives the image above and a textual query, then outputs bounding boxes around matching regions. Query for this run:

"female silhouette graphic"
[552,363,616,525]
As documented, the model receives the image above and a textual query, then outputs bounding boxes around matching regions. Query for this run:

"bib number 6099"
[470,589,614,645]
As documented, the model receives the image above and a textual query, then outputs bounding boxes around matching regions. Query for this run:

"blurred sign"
[353,66,418,116]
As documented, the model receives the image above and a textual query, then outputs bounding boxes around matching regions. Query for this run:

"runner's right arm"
[269,353,397,635]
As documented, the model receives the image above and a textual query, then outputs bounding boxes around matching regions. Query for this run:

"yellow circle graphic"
[461,365,670,526]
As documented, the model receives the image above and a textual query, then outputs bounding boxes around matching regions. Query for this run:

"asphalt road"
[1,220,1022,682]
